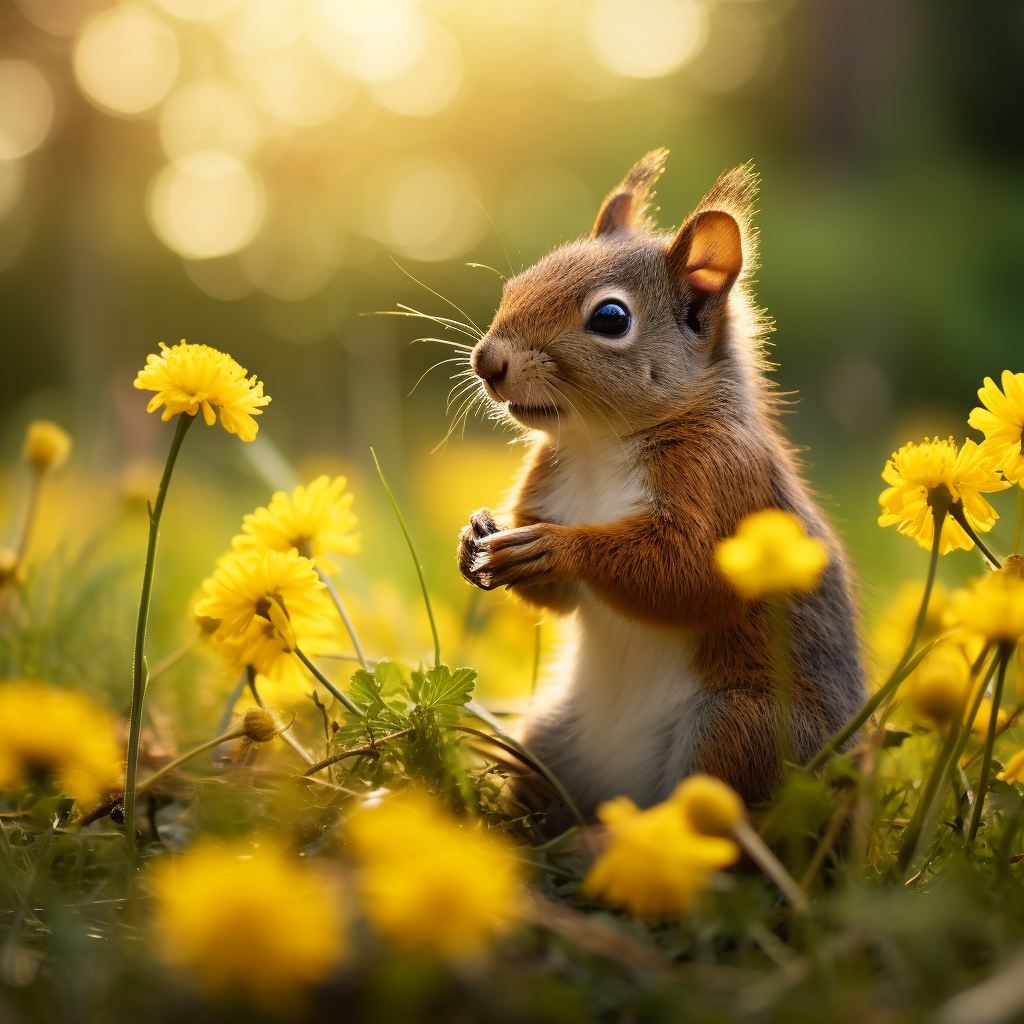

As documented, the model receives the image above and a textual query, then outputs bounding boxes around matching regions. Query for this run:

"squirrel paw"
[457,508,500,589]
[472,523,563,590]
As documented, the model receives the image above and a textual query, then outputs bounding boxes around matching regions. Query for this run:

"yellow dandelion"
[134,341,270,442]
[346,791,523,957]
[908,645,974,728]
[582,794,738,919]
[716,509,830,599]
[969,371,1024,484]
[0,681,121,805]
[969,698,1008,738]
[999,749,1024,785]
[878,437,1008,553]
[194,549,337,688]
[233,475,359,571]
[948,571,1024,645]
[672,774,744,838]
[23,420,71,473]
[872,580,950,669]
[148,839,344,1003]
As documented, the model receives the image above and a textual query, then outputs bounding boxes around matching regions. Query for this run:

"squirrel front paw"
[457,508,500,588]
[471,523,566,590]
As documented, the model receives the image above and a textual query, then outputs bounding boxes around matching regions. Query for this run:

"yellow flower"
[194,549,337,688]
[872,580,949,668]
[969,371,1024,484]
[673,774,744,838]
[233,475,360,572]
[148,839,344,1003]
[969,698,1008,738]
[0,548,23,588]
[948,571,1024,644]
[0,681,121,805]
[878,437,1008,553]
[582,795,738,919]
[22,420,72,473]
[716,509,830,599]
[134,341,270,441]
[346,791,523,956]
[908,645,973,727]
[999,749,1024,785]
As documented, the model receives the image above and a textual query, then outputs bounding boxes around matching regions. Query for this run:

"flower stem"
[136,728,247,796]
[315,568,368,671]
[1014,484,1024,556]
[805,504,945,774]
[123,412,193,861]
[899,646,996,877]
[15,470,44,564]
[246,668,315,766]
[732,818,808,913]
[949,503,1002,569]
[371,448,440,670]
[294,647,365,718]
[967,643,1013,842]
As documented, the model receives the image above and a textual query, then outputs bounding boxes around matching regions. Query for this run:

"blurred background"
[0,0,1022,717]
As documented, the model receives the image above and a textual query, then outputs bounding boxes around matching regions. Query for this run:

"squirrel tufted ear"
[665,163,757,298]
[591,148,669,238]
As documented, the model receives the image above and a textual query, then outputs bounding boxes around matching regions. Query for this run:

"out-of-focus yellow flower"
[872,580,950,668]
[0,548,23,588]
[673,774,744,838]
[23,420,71,473]
[583,794,738,919]
[969,698,1008,738]
[0,681,121,805]
[194,549,337,687]
[134,341,270,441]
[948,571,1024,644]
[908,645,973,727]
[346,791,523,957]
[878,437,1008,553]
[969,371,1024,484]
[999,749,1024,784]
[233,475,359,572]
[715,509,829,599]
[119,457,163,508]
[148,839,344,1003]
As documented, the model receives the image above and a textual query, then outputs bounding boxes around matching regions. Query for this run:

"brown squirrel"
[457,150,864,818]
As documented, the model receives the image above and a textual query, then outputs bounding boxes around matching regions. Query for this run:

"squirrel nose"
[472,339,508,389]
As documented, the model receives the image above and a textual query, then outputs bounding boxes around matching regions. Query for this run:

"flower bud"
[0,549,23,588]
[23,421,71,473]
[672,774,744,837]
[242,707,277,743]
[910,648,971,726]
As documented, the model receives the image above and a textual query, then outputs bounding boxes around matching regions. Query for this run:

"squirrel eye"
[587,301,631,337]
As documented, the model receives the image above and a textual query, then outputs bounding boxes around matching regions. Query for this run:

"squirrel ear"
[667,210,744,297]
[591,148,669,238]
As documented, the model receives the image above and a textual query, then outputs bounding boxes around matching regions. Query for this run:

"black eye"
[587,301,631,337]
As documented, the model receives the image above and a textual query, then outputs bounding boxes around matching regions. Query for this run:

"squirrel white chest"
[532,435,649,526]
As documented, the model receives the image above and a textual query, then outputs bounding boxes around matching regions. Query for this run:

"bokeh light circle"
[159,80,261,161]
[74,6,180,116]
[0,61,54,160]
[368,20,463,117]
[155,0,240,22]
[586,0,706,79]
[148,150,264,259]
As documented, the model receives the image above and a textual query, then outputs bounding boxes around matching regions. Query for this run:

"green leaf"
[349,669,385,716]
[881,728,913,750]
[418,665,476,725]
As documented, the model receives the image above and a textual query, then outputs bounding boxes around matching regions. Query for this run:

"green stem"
[294,647,365,718]
[900,646,996,876]
[805,505,945,774]
[950,503,1002,569]
[967,643,1013,842]
[371,448,440,670]
[247,668,315,766]
[15,470,43,564]
[137,729,247,796]
[1014,484,1024,556]
[123,412,193,860]
[315,568,368,671]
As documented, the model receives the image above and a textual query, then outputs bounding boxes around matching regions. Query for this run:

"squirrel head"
[471,150,763,438]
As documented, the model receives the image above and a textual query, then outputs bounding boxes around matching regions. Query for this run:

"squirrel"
[456,150,864,820]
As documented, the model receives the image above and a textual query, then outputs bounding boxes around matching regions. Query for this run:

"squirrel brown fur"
[456,150,864,820]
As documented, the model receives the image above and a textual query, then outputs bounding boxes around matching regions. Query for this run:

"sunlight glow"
[148,150,264,259]
[586,0,706,79]
[0,60,54,160]
[368,20,463,117]
[74,7,180,115]
[0,159,26,221]
[160,80,261,161]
